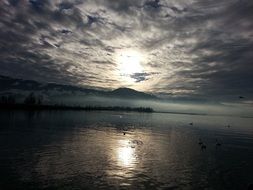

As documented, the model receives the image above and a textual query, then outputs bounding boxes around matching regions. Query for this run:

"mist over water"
[55,95,253,117]
[0,111,253,190]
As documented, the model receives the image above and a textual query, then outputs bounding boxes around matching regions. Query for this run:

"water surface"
[0,111,253,189]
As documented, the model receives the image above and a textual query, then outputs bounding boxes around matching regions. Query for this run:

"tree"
[0,95,16,104]
[0,96,8,104]
[37,95,43,105]
[24,92,36,105]
[7,95,16,104]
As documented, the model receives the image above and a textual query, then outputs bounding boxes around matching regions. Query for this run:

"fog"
[53,95,253,117]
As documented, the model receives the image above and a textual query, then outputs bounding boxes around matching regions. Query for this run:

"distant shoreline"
[0,103,154,113]
[1,104,253,118]
[154,111,207,116]
[0,104,205,116]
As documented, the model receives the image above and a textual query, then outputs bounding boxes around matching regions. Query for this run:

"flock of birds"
[191,94,244,150]
[122,120,232,148]
[188,122,230,150]
[122,121,229,150]
[197,138,221,150]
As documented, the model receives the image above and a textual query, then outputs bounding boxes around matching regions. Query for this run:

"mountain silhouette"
[109,88,156,99]
[0,75,157,100]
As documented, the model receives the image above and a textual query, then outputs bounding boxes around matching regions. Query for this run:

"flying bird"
[201,144,207,150]
[198,138,203,145]
[215,139,222,147]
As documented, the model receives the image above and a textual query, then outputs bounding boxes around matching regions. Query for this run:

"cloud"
[130,72,158,83]
[0,0,253,102]
[144,0,161,9]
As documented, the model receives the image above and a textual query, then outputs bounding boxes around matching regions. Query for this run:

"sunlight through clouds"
[0,0,252,100]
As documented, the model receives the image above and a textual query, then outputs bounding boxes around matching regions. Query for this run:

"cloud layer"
[0,0,253,101]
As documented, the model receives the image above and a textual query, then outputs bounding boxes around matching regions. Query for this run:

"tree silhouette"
[24,92,36,105]
[0,95,16,104]
[37,95,43,105]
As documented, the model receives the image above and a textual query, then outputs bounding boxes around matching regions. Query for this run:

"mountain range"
[0,75,157,101]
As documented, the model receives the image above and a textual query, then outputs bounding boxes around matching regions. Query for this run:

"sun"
[116,50,143,76]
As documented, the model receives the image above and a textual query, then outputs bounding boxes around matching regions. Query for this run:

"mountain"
[0,75,157,101]
[0,75,100,94]
[109,88,156,99]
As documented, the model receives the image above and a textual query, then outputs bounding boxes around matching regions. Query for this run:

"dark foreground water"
[0,111,253,190]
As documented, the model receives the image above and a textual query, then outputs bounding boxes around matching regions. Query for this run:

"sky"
[0,0,253,103]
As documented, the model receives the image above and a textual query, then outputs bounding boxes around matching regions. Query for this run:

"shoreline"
[0,104,154,113]
[1,104,253,118]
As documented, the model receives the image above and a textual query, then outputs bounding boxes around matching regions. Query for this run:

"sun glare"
[117,140,136,167]
[118,146,134,166]
[116,50,143,76]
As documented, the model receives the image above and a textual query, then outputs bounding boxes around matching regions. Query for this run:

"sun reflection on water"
[117,140,136,168]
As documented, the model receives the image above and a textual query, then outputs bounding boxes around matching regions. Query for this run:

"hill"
[0,75,157,101]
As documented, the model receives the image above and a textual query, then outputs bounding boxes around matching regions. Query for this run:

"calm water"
[0,111,253,190]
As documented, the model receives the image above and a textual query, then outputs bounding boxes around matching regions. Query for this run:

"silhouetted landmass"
[156,110,207,116]
[0,94,153,113]
[23,92,43,105]
[0,75,157,100]
[0,94,16,104]
[108,88,157,99]
[0,103,153,113]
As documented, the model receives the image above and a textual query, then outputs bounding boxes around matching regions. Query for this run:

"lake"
[0,111,253,190]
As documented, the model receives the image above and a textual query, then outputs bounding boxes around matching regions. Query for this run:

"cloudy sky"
[0,0,253,101]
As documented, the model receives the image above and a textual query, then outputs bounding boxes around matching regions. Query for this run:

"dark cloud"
[130,72,149,83]
[130,72,159,83]
[0,0,253,102]
[144,0,161,9]
[29,0,50,11]
[60,29,72,35]
[8,0,20,6]
[100,0,143,12]
[58,1,74,10]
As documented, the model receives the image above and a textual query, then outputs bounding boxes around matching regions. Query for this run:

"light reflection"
[117,140,136,168]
